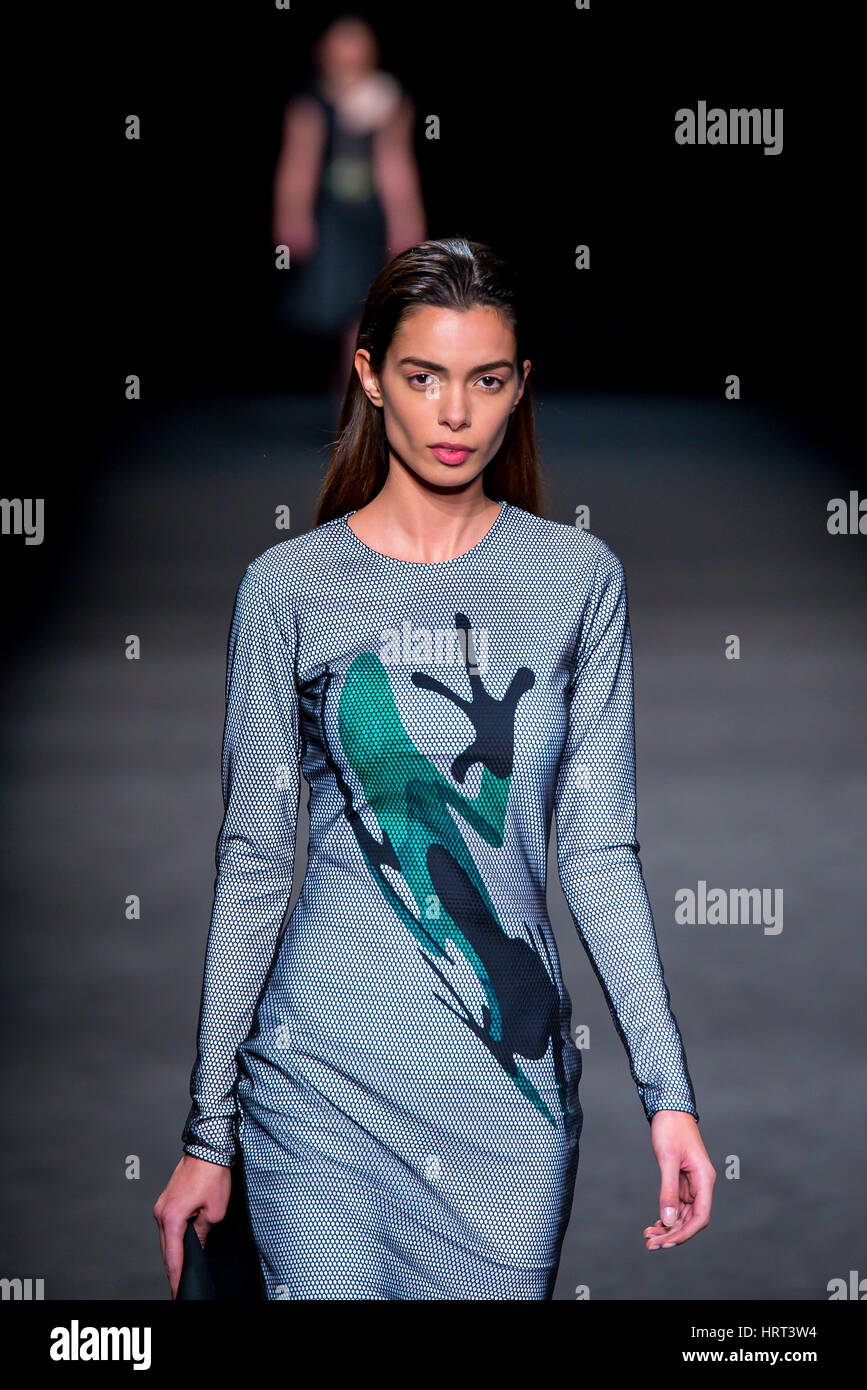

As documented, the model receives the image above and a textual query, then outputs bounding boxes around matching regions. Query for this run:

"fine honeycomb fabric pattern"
[182,501,699,1300]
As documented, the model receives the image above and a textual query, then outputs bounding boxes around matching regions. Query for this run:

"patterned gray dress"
[182,501,698,1299]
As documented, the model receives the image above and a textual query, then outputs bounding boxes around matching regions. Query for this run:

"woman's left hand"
[644,1111,716,1249]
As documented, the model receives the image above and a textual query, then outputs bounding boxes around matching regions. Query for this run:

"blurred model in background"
[273,14,426,391]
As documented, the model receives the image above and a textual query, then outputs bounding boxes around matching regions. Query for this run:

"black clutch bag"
[175,1155,263,1300]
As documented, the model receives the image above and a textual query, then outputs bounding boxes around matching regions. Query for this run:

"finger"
[644,1216,686,1241]
[154,1212,166,1271]
[646,1200,691,1229]
[667,1159,712,1236]
[647,1222,687,1248]
[644,1209,686,1234]
[645,1195,690,1235]
[663,1209,710,1246]
[657,1151,683,1227]
[687,1164,715,1229]
[192,1216,211,1247]
[645,1202,692,1243]
[163,1219,186,1295]
[657,1205,708,1247]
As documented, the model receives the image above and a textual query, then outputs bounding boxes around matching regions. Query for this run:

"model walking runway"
[182,501,698,1298]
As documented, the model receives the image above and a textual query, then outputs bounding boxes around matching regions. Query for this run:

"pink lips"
[429,446,474,465]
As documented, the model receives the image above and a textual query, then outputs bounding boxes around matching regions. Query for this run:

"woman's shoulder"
[290,80,330,112]
[239,513,351,610]
[506,503,624,580]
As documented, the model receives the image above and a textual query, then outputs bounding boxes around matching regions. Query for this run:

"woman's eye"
[408,373,503,391]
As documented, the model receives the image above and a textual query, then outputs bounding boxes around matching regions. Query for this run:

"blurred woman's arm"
[272,95,327,252]
[372,94,426,256]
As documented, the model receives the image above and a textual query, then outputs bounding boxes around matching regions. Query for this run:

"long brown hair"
[314,237,544,524]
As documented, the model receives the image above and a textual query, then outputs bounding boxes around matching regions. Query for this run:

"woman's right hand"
[153,1153,232,1299]
[272,212,318,260]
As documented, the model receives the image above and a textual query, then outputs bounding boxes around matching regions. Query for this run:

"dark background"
[10,0,861,629]
[2,0,864,1303]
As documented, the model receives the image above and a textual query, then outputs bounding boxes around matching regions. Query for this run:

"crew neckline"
[340,500,511,569]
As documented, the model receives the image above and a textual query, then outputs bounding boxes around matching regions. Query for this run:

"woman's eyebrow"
[396,356,515,374]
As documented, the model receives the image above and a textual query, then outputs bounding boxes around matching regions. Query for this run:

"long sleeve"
[182,564,302,1166]
[554,546,699,1123]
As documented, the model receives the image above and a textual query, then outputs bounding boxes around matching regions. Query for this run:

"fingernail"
[663,1206,677,1224]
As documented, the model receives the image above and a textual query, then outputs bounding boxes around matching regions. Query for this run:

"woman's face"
[318,21,377,79]
[356,304,531,491]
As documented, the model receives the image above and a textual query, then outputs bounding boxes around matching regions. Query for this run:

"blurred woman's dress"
[277,72,402,337]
